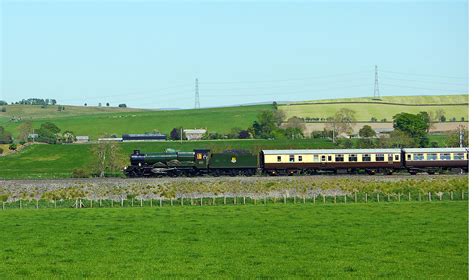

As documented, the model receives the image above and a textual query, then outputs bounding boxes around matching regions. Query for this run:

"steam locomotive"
[124,147,468,177]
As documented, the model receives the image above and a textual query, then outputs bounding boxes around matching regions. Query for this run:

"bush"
[0,147,3,154]
[8,144,17,150]
[71,168,90,178]
[0,107,6,112]
[118,104,127,108]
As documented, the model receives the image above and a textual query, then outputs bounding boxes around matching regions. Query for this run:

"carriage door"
[321,155,326,165]
[388,154,393,165]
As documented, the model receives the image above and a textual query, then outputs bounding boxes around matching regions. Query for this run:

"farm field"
[0,202,467,278]
[0,139,336,179]
[0,104,271,139]
[280,94,468,121]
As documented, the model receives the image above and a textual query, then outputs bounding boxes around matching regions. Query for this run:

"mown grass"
[0,139,335,179]
[0,104,271,139]
[0,202,467,278]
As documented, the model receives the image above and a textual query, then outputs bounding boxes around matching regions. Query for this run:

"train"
[123,147,469,177]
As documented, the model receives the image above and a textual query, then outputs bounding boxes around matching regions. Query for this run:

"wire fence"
[0,191,468,210]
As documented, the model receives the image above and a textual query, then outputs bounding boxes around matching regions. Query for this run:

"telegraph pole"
[373,65,380,100]
[194,78,200,109]
[459,126,464,148]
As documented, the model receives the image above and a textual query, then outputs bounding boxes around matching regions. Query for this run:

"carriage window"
[388,154,393,161]
[335,154,344,162]
[440,153,450,160]
[313,155,319,162]
[321,155,326,161]
[407,154,412,160]
[395,155,399,161]
[454,153,464,160]
[349,154,358,162]
[427,153,437,160]
[277,156,282,162]
[362,154,371,162]
[376,154,384,161]
[289,155,295,162]
[298,156,303,162]
[414,154,424,160]
[328,155,332,161]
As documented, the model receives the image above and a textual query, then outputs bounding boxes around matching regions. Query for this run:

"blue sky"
[1,0,468,108]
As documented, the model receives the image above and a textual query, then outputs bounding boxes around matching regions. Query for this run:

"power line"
[200,71,372,85]
[380,83,467,92]
[382,76,468,86]
[379,70,467,80]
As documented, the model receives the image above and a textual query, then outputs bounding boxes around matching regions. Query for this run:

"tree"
[273,110,286,126]
[272,101,278,110]
[392,112,429,146]
[37,122,61,144]
[51,99,57,105]
[62,131,76,143]
[286,116,306,139]
[98,103,102,107]
[17,121,33,142]
[84,103,87,106]
[0,126,13,144]
[118,104,127,108]
[1,107,6,112]
[0,100,7,106]
[435,109,445,121]
[251,111,278,139]
[93,141,122,177]
[446,126,469,147]
[326,108,356,142]
[106,102,110,107]
[238,130,250,139]
[387,130,417,148]
[170,127,184,140]
[229,127,243,139]
[358,125,376,138]
[440,115,446,122]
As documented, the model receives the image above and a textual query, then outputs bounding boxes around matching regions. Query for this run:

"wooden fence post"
[2,202,4,210]
[200,197,202,206]
[150,199,152,207]
[141,198,143,207]
[303,196,306,204]
[344,195,347,204]
[313,195,316,204]
[439,193,442,201]
[365,193,368,203]
[132,198,134,207]
[90,200,93,208]
[181,197,183,206]
[462,191,464,200]
[354,193,357,203]
[408,192,411,201]
[243,197,246,205]
[121,199,124,207]
[377,193,380,203]
[398,193,401,202]
[54,199,57,208]
[450,192,453,200]
[387,194,390,202]
[418,193,421,201]
[160,198,163,207]
[36,199,39,209]
[234,197,236,205]
[284,195,287,204]
[429,192,432,202]
[323,195,326,204]
[294,196,296,204]
[212,197,215,206]
[224,196,227,205]
[99,199,102,207]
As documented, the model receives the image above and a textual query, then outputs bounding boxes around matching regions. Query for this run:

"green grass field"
[0,139,336,179]
[0,104,271,139]
[0,202,467,278]
[281,94,468,121]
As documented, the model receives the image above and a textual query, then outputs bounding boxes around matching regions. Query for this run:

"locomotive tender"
[124,147,468,177]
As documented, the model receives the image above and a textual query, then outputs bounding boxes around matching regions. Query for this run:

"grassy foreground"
[0,202,467,278]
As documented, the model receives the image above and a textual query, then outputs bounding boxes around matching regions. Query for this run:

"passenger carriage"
[402,147,469,174]
[261,149,403,175]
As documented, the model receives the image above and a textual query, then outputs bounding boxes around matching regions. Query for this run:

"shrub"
[71,168,90,178]
[0,147,3,154]
[8,143,17,150]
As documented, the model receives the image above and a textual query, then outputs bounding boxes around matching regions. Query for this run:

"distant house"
[122,134,166,142]
[98,138,123,142]
[75,136,90,143]
[184,129,207,140]
[374,128,394,138]
[28,133,38,141]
